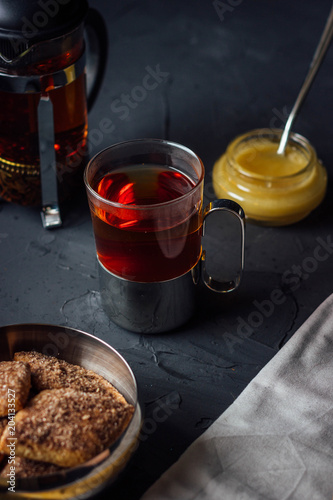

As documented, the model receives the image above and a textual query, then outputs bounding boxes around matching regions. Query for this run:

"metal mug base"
[98,259,199,334]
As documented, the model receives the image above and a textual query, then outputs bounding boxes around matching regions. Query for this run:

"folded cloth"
[141,294,333,500]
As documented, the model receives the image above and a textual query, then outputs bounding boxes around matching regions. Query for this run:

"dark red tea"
[90,164,202,282]
[0,73,87,206]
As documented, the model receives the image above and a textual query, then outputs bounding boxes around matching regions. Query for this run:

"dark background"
[1,1,333,498]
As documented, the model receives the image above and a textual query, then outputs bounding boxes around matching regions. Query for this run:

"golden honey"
[213,129,327,226]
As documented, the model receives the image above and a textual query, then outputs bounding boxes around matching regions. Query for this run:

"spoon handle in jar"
[277,4,333,155]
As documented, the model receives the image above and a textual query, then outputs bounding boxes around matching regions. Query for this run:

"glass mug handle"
[201,199,245,293]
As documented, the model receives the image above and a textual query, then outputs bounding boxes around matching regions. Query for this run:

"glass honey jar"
[213,128,327,226]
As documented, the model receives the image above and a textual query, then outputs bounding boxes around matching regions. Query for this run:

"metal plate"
[0,323,142,499]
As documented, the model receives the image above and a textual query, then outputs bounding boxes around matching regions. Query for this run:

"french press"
[0,0,107,227]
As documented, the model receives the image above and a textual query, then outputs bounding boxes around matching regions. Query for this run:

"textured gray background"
[1,1,333,498]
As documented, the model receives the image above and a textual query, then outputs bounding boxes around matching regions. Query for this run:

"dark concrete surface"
[1,1,333,498]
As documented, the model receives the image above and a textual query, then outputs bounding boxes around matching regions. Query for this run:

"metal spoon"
[277,4,333,155]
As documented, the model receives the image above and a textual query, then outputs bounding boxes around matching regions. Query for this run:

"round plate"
[0,323,142,499]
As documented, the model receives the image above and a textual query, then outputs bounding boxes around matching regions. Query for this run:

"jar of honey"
[213,129,327,226]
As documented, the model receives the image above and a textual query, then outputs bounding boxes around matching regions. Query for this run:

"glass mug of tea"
[84,139,245,333]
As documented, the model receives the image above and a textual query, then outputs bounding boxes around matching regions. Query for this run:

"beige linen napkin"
[141,294,333,500]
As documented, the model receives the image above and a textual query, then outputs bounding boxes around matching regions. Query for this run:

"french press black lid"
[0,0,89,61]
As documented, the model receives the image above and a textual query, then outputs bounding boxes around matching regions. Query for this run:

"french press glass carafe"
[0,0,107,227]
